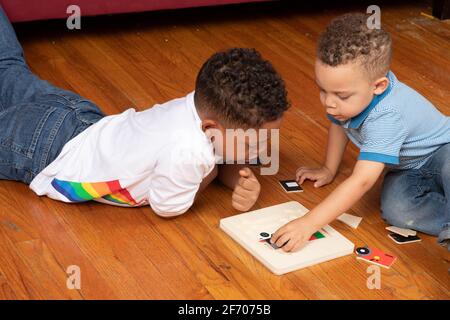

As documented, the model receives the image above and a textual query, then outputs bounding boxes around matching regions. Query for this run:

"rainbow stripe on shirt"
[51,178,138,206]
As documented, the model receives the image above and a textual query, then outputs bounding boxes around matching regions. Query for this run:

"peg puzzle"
[220,201,355,275]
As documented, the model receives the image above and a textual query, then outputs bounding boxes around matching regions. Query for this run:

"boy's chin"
[333,115,348,121]
[214,153,251,164]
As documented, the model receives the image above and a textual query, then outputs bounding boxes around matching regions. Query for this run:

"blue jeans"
[381,143,450,249]
[0,6,104,184]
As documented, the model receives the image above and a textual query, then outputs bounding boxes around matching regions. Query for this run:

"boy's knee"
[441,158,450,180]
[0,52,26,70]
[381,201,405,226]
[380,186,412,227]
[435,143,450,177]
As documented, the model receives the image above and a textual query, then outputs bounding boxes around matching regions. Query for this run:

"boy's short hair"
[317,13,392,79]
[195,48,289,128]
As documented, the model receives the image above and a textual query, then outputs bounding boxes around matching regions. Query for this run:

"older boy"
[0,6,289,216]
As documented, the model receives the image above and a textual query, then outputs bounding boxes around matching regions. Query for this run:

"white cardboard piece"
[337,213,363,229]
[220,201,355,275]
[385,226,417,237]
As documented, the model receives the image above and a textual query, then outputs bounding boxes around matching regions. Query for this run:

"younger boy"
[0,6,289,216]
[272,13,449,251]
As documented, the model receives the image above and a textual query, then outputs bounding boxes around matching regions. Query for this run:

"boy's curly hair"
[195,48,289,128]
[317,13,392,79]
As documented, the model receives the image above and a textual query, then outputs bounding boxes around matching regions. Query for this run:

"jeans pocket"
[408,169,435,196]
[74,101,105,126]
[405,170,421,195]
[36,90,105,124]
[0,103,57,159]
[42,91,86,108]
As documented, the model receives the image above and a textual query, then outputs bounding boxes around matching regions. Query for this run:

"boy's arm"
[297,123,349,187]
[324,123,349,176]
[272,160,385,251]
[218,164,261,211]
[217,164,246,189]
[305,160,384,226]
[194,165,218,201]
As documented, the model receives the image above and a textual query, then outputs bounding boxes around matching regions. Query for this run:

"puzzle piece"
[355,246,396,269]
[279,180,303,193]
[258,230,327,250]
[337,213,362,229]
[386,226,417,237]
[310,231,326,240]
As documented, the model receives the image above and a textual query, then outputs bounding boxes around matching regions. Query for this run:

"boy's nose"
[324,97,336,109]
[326,105,337,113]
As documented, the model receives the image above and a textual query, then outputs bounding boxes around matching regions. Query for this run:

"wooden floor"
[1,0,449,299]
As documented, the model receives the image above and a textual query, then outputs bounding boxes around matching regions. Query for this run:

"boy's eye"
[339,95,351,100]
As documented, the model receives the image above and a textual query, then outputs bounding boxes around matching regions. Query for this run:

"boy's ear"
[201,119,220,132]
[373,76,390,95]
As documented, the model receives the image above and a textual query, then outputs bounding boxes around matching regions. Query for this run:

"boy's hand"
[231,167,260,212]
[271,217,318,252]
[296,166,334,188]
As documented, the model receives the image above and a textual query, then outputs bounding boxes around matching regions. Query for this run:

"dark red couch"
[1,0,269,22]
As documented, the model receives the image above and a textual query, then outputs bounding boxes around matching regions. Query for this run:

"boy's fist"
[296,166,334,188]
[271,216,317,252]
[232,167,260,212]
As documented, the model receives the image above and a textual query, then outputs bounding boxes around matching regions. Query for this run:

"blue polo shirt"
[328,71,450,170]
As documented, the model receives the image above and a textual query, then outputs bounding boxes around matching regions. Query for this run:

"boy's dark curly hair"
[317,13,392,79]
[194,48,289,128]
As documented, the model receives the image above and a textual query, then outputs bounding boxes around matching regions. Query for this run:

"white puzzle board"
[220,201,354,275]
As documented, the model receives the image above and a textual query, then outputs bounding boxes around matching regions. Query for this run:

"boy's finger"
[275,233,290,248]
[232,201,247,211]
[293,238,308,252]
[238,176,246,187]
[231,196,248,211]
[245,168,259,182]
[296,167,308,174]
[234,185,254,199]
[282,239,298,252]
[314,180,323,188]
[296,168,307,179]
[232,191,247,203]
[299,172,315,184]
[239,167,251,178]
[270,228,284,243]
[240,177,258,190]
[299,175,307,184]
[232,192,253,209]
[314,178,329,187]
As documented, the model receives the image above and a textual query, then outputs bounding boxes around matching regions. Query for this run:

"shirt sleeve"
[358,110,408,165]
[327,114,341,125]
[148,146,214,217]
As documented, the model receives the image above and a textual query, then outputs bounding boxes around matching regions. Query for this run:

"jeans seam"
[26,105,57,159]
[75,112,99,126]
[0,139,27,156]
[0,159,34,182]
[72,123,89,137]
[37,108,72,174]
[44,93,88,108]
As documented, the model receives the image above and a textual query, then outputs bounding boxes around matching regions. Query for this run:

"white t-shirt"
[29,92,216,217]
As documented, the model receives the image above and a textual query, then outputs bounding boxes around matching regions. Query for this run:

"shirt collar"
[186,91,202,125]
[187,91,223,164]
[329,71,394,129]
